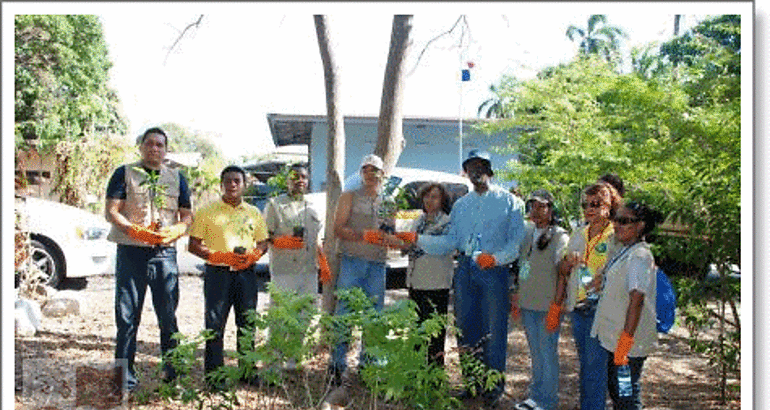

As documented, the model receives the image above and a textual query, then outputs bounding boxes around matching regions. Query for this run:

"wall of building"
[308,120,516,192]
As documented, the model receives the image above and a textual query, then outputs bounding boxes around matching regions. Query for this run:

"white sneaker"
[514,398,546,410]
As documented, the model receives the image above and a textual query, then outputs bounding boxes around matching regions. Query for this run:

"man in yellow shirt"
[188,165,269,387]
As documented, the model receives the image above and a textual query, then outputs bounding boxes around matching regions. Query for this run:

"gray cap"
[360,154,384,170]
[462,149,493,174]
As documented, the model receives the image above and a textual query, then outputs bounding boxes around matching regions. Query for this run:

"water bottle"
[617,364,632,397]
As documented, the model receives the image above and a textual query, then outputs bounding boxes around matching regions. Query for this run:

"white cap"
[360,154,384,170]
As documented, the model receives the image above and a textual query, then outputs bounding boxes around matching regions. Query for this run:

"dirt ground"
[14,273,740,410]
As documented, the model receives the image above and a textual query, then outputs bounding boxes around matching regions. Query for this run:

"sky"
[3,2,749,161]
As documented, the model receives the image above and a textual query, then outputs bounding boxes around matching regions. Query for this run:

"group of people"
[105,127,326,391]
[106,127,663,410]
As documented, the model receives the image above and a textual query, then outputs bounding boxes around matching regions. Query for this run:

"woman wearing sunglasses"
[591,201,663,410]
[544,182,621,410]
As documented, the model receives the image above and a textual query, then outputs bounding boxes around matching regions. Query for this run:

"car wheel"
[29,239,65,289]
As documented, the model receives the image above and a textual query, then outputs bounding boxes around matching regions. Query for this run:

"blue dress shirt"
[417,185,525,265]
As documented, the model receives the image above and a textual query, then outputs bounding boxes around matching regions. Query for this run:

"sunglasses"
[613,216,640,225]
[581,200,605,209]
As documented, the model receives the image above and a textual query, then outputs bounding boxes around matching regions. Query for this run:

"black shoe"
[451,388,477,399]
[241,374,262,387]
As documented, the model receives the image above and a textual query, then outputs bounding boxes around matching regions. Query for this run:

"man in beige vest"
[105,127,192,393]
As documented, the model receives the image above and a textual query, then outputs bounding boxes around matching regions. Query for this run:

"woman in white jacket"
[591,201,663,410]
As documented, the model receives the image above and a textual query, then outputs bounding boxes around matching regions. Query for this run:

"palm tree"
[477,84,513,119]
[566,15,628,65]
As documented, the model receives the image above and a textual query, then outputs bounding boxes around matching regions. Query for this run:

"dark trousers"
[114,245,180,388]
[203,264,259,374]
[606,348,647,410]
[408,288,449,366]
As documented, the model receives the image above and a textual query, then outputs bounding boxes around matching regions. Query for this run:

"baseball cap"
[360,154,384,170]
[527,189,555,204]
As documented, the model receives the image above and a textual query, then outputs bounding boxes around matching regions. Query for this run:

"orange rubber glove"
[614,331,635,365]
[232,249,263,271]
[475,253,497,269]
[317,249,332,285]
[362,229,386,246]
[395,232,417,244]
[126,224,165,245]
[510,293,521,320]
[158,223,187,245]
[208,251,241,267]
[545,302,562,333]
[272,235,305,249]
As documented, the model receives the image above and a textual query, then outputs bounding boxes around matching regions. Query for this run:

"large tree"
[15,15,127,149]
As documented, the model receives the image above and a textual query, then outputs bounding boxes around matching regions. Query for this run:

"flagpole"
[459,72,463,173]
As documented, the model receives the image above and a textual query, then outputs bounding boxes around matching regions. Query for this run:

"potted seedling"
[233,215,256,254]
[134,167,169,232]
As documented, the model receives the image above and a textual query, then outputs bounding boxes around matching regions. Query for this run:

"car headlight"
[77,226,109,240]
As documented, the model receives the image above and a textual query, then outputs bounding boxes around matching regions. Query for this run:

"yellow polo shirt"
[189,199,268,255]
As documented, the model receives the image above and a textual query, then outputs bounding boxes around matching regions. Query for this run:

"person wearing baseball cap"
[396,149,526,406]
[512,189,569,410]
[327,153,400,386]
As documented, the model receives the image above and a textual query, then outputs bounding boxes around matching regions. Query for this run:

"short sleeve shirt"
[189,199,268,253]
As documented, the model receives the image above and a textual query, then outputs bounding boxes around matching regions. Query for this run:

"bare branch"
[164,14,204,65]
[407,15,469,76]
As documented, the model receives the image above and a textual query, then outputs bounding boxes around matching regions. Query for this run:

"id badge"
[519,260,531,281]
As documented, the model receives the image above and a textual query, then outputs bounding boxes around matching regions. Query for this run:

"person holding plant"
[545,182,621,410]
[264,163,328,295]
[511,189,569,410]
[591,201,662,410]
[403,182,454,367]
[327,154,402,386]
[188,165,269,388]
[105,127,193,392]
[395,150,525,407]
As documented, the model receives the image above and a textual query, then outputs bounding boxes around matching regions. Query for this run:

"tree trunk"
[314,15,345,314]
[374,15,413,174]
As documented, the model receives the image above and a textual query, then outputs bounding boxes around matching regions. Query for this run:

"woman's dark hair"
[220,165,247,182]
[139,127,168,146]
[598,173,625,197]
[625,201,664,239]
[418,183,452,215]
[525,191,561,251]
[584,182,622,218]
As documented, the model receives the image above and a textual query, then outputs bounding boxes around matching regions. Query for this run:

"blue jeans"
[203,264,260,374]
[114,245,179,389]
[454,256,510,397]
[521,309,560,410]
[329,255,386,372]
[606,348,646,410]
[571,309,607,410]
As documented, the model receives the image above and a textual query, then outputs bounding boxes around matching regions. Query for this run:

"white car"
[17,196,114,288]
[305,167,473,283]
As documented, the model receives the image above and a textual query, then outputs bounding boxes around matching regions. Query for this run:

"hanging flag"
[462,61,475,82]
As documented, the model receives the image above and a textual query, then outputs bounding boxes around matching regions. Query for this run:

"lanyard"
[583,222,611,264]
[602,242,640,275]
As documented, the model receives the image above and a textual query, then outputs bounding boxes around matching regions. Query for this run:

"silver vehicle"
[17,196,113,288]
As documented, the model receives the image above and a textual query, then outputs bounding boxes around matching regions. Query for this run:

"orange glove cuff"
[395,232,417,244]
[362,230,385,245]
[127,224,163,245]
[614,331,634,365]
[317,250,332,284]
[272,235,304,249]
[208,251,233,265]
[476,253,496,269]
[545,302,562,332]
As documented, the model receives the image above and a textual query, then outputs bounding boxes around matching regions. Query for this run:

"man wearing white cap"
[327,154,399,385]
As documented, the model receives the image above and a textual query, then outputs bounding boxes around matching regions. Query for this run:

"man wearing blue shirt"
[406,150,525,406]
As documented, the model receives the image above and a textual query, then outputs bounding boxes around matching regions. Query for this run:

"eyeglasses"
[613,216,640,225]
[581,200,605,209]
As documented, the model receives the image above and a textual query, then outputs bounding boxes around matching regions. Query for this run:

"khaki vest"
[591,242,657,357]
[338,188,387,262]
[519,224,569,311]
[107,162,181,247]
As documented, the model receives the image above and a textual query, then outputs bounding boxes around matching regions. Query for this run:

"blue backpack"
[655,267,677,333]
